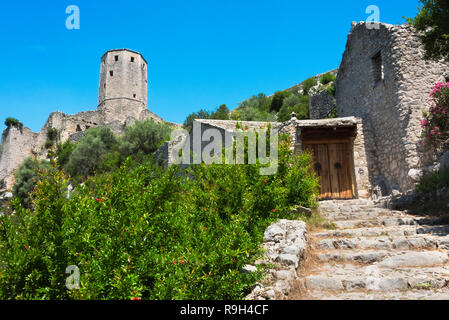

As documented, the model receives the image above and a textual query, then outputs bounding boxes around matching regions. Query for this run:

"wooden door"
[304,142,354,200]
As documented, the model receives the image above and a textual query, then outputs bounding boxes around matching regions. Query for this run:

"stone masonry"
[336,22,449,196]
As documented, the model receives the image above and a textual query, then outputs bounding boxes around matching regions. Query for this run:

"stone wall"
[245,219,307,300]
[309,91,336,119]
[336,22,449,196]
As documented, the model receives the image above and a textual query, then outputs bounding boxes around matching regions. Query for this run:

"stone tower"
[98,49,148,123]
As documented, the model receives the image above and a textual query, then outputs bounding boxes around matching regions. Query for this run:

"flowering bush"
[421,82,449,147]
[0,140,319,300]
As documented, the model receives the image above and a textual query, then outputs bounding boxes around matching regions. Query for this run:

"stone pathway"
[294,199,449,300]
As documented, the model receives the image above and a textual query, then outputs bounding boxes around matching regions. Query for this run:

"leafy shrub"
[420,82,449,147]
[118,119,171,159]
[327,106,338,119]
[238,94,272,113]
[4,118,23,129]
[277,95,309,122]
[233,107,276,122]
[56,140,77,169]
[270,91,289,113]
[183,109,212,132]
[12,157,50,206]
[211,104,230,120]
[66,127,117,178]
[416,168,449,194]
[320,72,335,85]
[326,82,336,96]
[0,140,319,300]
[302,78,317,96]
[47,128,59,142]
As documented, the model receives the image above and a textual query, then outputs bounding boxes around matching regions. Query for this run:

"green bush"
[0,140,319,300]
[277,95,309,122]
[320,73,335,85]
[66,127,117,178]
[416,168,449,194]
[233,107,276,122]
[118,119,171,159]
[12,157,50,206]
[4,118,23,129]
[270,91,289,113]
[302,78,317,96]
[56,140,77,169]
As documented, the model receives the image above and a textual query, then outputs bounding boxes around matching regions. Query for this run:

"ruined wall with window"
[336,22,449,196]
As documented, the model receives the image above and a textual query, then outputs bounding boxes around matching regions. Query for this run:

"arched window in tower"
[131,57,135,62]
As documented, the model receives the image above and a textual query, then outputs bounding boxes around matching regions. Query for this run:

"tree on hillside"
[183,109,211,132]
[211,104,230,120]
[270,91,289,113]
[407,0,449,62]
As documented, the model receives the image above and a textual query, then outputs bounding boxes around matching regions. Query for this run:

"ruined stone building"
[0,49,166,189]
[2,22,449,201]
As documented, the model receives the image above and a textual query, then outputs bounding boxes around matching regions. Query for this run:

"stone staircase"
[295,199,449,300]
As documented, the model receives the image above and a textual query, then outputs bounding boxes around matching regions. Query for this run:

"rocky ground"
[291,199,449,300]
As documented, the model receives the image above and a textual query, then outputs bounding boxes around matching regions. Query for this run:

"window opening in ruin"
[371,51,384,85]
[133,94,136,98]
[115,55,118,61]
[131,57,135,62]
[76,125,82,132]
[110,71,114,77]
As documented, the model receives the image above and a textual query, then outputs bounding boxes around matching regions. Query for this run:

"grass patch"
[300,208,337,231]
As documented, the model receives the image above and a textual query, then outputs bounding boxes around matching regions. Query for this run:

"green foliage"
[270,91,289,113]
[118,119,171,159]
[326,82,336,96]
[0,142,319,300]
[327,106,338,119]
[277,95,309,122]
[183,109,212,132]
[4,118,23,129]
[238,94,272,113]
[47,128,59,143]
[233,107,276,122]
[407,0,449,62]
[302,78,317,96]
[416,168,449,194]
[56,140,77,169]
[66,127,117,178]
[320,73,335,85]
[211,104,230,120]
[12,157,50,206]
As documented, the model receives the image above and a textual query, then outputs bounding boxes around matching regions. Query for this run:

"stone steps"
[306,289,449,300]
[316,235,449,250]
[316,250,449,265]
[291,199,449,300]
[315,224,449,238]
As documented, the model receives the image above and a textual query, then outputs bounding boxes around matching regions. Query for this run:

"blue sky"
[0,0,420,132]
